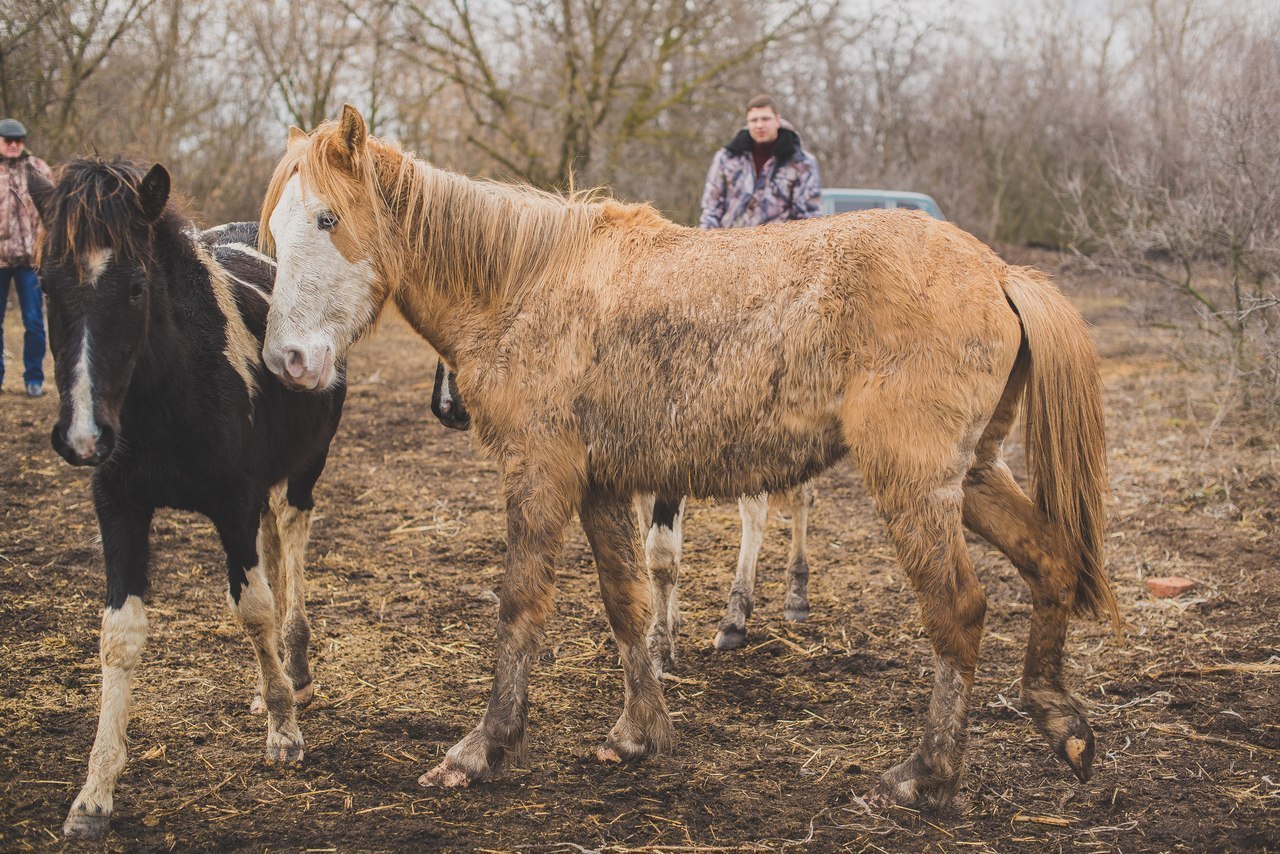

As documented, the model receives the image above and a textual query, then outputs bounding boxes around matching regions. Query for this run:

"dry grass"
[0,253,1278,851]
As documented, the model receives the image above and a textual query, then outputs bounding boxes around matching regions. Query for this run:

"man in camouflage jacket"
[699,94,821,229]
[0,118,53,396]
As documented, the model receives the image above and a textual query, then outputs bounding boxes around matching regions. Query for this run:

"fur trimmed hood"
[722,126,804,168]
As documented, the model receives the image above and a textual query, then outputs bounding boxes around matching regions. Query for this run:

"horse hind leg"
[279,467,324,707]
[782,481,815,622]
[638,495,685,673]
[222,514,304,764]
[871,483,987,810]
[963,414,1097,782]
[846,386,990,809]
[714,492,768,650]
[249,483,315,714]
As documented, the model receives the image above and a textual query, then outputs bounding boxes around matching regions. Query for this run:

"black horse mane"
[40,157,188,270]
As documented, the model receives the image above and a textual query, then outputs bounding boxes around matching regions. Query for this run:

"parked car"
[820,188,945,220]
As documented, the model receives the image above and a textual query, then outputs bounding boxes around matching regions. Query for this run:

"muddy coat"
[1,153,53,267]
[698,127,821,229]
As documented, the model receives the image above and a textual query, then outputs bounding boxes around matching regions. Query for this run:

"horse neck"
[378,153,597,313]
[130,225,199,391]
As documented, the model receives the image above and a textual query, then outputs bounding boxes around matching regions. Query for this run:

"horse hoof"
[868,753,959,811]
[419,759,474,788]
[63,806,110,840]
[293,680,315,708]
[1052,722,1095,783]
[714,625,746,650]
[595,735,648,764]
[264,740,305,764]
[783,607,810,622]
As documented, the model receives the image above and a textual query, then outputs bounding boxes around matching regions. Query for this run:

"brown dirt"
[1,253,1278,852]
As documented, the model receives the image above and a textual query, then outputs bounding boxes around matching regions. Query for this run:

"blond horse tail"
[1001,267,1120,629]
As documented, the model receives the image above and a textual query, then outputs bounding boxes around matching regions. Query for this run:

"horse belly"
[576,336,849,498]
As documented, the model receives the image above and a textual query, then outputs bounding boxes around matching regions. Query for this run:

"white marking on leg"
[642,497,684,670]
[731,492,768,618]
[229,565,303,762]
[66,329,99,459]
[65,596,147,835]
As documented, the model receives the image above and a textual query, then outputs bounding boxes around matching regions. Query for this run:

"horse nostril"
[284,348,307,379]
[96,425,116,460]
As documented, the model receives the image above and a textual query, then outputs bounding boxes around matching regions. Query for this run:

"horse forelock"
[41,158,167,276]
[262,121,658,306]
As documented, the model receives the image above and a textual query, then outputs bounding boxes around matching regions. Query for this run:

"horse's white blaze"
[83,248,112,287]
[69,596,147,818]
[67,329,98,458]
[264,174,376,389]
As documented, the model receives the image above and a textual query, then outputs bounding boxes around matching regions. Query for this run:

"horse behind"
[259,107,1118,811]
[433,359,815,661]
[28,158,346,839]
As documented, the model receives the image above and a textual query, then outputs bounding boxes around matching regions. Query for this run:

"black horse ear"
[26,164,54,224]
[337,104,367,162]
[139,163,170,222]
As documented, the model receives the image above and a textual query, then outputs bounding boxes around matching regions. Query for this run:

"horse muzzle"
[51,422,116,467]
[263,341,336,392]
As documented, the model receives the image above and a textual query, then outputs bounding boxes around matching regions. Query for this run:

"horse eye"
[129,282,145,301]
[317,212,338,231]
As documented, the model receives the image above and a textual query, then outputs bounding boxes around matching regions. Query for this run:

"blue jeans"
[0,266,46,385]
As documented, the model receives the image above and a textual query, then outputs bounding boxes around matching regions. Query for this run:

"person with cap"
[0,118,53,397]
[698,94,821,230]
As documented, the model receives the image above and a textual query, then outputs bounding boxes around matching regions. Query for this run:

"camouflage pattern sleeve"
[795,154,822,219]
[699,151,728,229]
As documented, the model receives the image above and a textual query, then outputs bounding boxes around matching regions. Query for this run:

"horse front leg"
[715,492,769,650]
[636,494,685,674]
[420,459,576,788]
[219,510,304,764]
[64,495,153,840]
[584,492,674,762]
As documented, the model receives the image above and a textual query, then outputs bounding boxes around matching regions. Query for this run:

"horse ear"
[288,125,307,145]
[337,104,367,160]
[139,163,171,222]
[26,164,54,224]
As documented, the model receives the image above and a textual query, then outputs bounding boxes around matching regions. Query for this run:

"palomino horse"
[259,107,1117,810]
[28,159,346,839]
[433,360,815,663]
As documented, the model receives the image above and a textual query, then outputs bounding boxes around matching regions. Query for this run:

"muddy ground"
[1,250,1277,852]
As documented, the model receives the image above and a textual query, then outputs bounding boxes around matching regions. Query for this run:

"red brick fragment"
[1146,576,1196,598]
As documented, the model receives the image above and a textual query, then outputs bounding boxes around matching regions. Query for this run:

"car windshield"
[833,199,886,213]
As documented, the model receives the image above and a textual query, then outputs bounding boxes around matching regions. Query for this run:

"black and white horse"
[637,485,815,670]
[28,159,346,840]
[430,361,813,668]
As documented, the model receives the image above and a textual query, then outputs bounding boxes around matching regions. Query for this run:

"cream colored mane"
[259,121,667,304]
